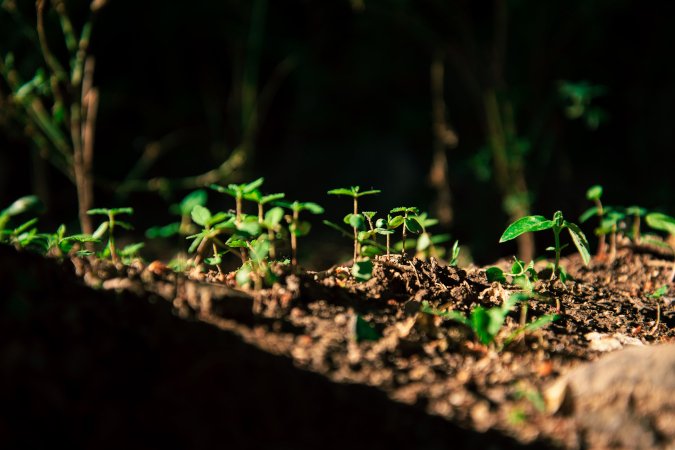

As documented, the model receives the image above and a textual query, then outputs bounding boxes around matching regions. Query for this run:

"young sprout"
[45,224,99,258]
[625,206,647,244]
[645,212,675,283]
[243,190,285,259]
[389,207,422,257]
[210,177,265,224]
[186,205,237,271]
[500,211,590,281]
[146,189,208,240]
[236,235,276,289]
[87,207,134,265]
[412,212,451,260]
[580,185,606,259]
[244,190,286,224]
[375,214,404,258]
[596,208,625,263]
[327,186,380,261]
[277,200,324,267]
[449,240,461,267]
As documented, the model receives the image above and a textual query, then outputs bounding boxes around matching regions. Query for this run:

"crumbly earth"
[2,241,674,449]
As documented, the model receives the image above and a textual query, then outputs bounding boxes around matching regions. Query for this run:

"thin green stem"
[552,227,560,280]
[353,196,358,262]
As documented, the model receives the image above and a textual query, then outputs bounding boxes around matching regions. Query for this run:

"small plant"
[413,212,452,260]
[596,208,625,262]
[210,177,265,224]
[236,235,276,289]
[187,205,236,271]
[146,189,208,240]
[389,207,422,257]
[645,212,675,282]
[580,185,606,258]
[277,200,324,267]
[625,206,647,244]
[500,211,590,281]
[449,240,461,266]
[44,224,99,258]
[486,257,539,291]
[327,186,380,261]
[374,214,404,258]
[420,293,559,349]
[87,207,134,265]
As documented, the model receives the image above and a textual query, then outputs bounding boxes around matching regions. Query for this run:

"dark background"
[1,0,674,265]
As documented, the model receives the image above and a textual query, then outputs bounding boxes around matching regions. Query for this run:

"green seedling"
[580,185,606,258]
[413,212,452,260]
[327,186,380,261]
[146,189,208,240]
[118,242,145,265]
[486,257,539,292]
[44,224,99,257]
[596,208,625,262]
[245,190,286,224]
[187,205,240,271]
[625,206,647,244]
[648,285,669,334]
[87,207,134,265]
[236,236,276,289]
[1,217,44,251]
[645,212,675,282]
[500,211,590,281]
[421,293,559,349]
[449,240,461,266]
[277,200,324,267]
[390,207,422,257]
[210,177,265,224]
[374,214,404,258]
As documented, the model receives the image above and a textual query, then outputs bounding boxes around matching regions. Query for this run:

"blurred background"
[1,0,674,266]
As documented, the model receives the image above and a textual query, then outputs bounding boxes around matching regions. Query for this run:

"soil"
[1,240,674,449]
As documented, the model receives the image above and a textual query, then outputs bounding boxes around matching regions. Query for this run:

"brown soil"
[1,241,673,449]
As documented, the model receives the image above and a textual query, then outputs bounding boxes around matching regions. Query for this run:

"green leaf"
[420,301,470,326]
[187,233,205,253]
[345,213,366,230]
[499,216,553,243]
[205,254,222,266]
[353,314,381,342]
[261,193,285,204]
[242,177,265,194]
[646,212,675,235]
[375,218,386,229]
[404,217,423,234]
[87,208,110,216]
[626,206,647,217]
[109,207,134,216]
[301,202,324,214]
[61,234,100,244]
[355,189,381,197]
[362,211,377,220]
[1,195,42,217]
[209,183,236,197]
[115,221,134,231]
[146,223,181,239]
[522,314,560,333]
[486,267,507,283]
[470,307,494,345]
[586,185,603,201]
[120,242,145,256]
[264,207,284,227]
[236,263,252,286]
[236,220,262,237]
[292,221,311,237]
[323,220,353,239]
[352,257,373,282]
[416,232,431,252]
[649,285,669,299]
[564,221,591,265]
[92,221,109,239]
[248,238,270,264]
[360,245,382,258]
[388,215,404,229]
[179,189,207,216]
[579,206,599,223]
[327,188,356,197]
[191,205,212,226]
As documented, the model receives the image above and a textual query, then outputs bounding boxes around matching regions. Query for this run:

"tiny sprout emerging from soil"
[580,185,606,258]
[327,186,380,261]
[45,224,99,258]
[236,236,276,289]
[277,200,324,267]
[421,293,559,349]
[210,177,264,224]
[413,212,452,260]
[645,212,675,282]
[390,207,422,257]
[500,211,590,281]
[187,205,238,271]
[595,208,625,263]
[449,240,461,266]
[375,214,404,258]
[87,207,134,265]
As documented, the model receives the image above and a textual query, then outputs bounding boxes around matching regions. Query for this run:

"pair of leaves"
[210,177,265,198]
[499,212,591,266]
[327,186,381,198]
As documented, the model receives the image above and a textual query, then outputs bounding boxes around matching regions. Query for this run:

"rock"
[545,344,675,449]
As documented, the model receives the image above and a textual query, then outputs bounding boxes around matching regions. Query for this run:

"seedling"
[645,212,675,282]
[236,236,276,289]
[44,224,99,258]
[390,207,422,257]
[0,195,43,235]
[118,242,145,265]
[420,293,559,349]
[374,214,404,258]
[625,206,647,244]
[580,185,606,258]
[187,205,236,270]
[210,177,265,224]
[486,257,539,292]
[327,186,380,261]
[449,240,461,267]
[146,189,208,240]
[277,200,324,267]
[596,208,625,262]
[500,211,590,281]
[412,212,452,260]
[1,218,43,251]
[87,207,134,265]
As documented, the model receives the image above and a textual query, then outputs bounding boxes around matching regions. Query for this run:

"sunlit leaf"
[499,216,553,242]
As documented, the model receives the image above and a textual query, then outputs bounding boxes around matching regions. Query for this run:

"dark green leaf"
[404,217,423,234]
[499,216,553,242]
[352,257,373,282]
[353,314,381,342]
[470,307,494,345]
[486,267,507,283]
[146,223,181,239]
[264,207,284,227]
[345,213,366,230]
[564,221,591,265]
